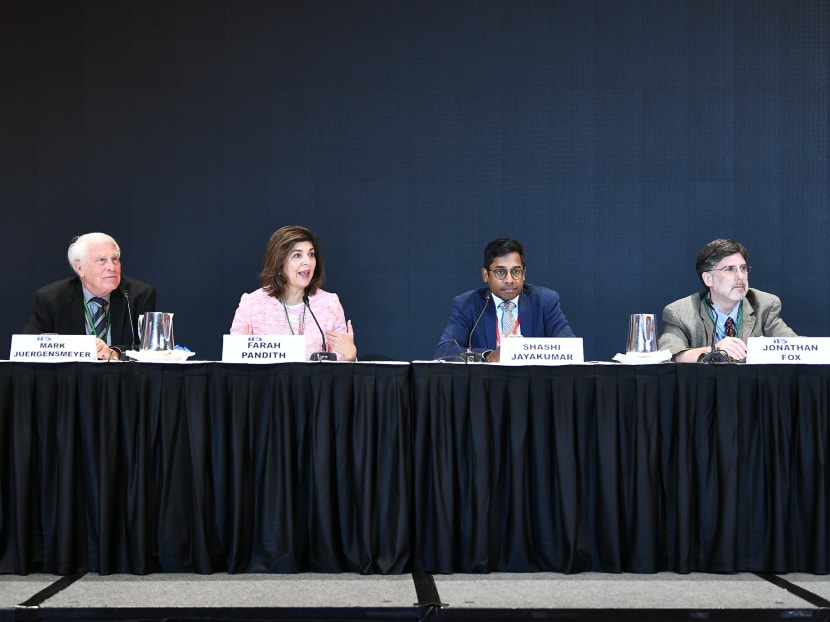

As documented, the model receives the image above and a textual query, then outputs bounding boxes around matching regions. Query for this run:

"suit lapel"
[481,294,498,348]
[66,279,88,334]
[738,296,756,340]
[67,280,132,344]
[109,291,127,344]
[518,288,532,337]
[697,294,714,345]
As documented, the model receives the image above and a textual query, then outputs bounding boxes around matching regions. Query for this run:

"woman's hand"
[326,320,357,361]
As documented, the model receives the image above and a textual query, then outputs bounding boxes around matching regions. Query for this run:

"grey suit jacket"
[658,288,796,358]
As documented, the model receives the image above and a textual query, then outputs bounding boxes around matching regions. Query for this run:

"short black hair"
[483,238,525,269]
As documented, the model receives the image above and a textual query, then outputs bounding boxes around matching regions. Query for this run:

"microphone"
[303,295,337,361]
[698,296,731,363]
[122,288,137,352]
[463,294,491,363]
[435,337,461,361]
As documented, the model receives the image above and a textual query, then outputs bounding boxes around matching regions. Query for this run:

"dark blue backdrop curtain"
[1,0,828,362]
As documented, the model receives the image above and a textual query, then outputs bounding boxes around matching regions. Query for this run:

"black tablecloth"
[411,363,830,573]
[0,362,411,575]
[3,361,830,575]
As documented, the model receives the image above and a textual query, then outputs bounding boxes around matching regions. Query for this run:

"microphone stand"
[698,297,731,363]
[303,295,337,361]
[463,295,490,362]
[122,288,136,353]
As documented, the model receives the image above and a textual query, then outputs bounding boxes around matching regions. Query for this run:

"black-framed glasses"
[488,267,526,280]
[709,264,751,275]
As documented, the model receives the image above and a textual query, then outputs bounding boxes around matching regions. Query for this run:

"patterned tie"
[501,301,516,335]
[89,297,109,339]
[724,317,736,338]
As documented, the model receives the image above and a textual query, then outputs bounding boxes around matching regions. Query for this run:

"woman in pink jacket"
[230,225,357,361]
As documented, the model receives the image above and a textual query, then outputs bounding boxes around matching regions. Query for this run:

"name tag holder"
[10,334,98,362]
[222,334,307,363]
[746,337,830,364]
[498,337,584,365]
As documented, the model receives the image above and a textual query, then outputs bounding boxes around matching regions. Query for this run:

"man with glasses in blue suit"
[433,238,575,362]
[658,238,796,362]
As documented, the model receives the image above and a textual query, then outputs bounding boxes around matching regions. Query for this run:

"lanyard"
[281,299,306,335]
[495,316,520,346]
[706,301,743,339]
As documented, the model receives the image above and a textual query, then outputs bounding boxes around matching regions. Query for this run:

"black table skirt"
[0,362,412,575]
[3,361,830,575]
[411,363,830,573]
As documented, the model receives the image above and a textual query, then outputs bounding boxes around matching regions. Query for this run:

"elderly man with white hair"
[23,232,156,360]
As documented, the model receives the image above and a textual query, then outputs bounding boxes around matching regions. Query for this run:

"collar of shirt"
[709,297,741,339]
[82,286,112,345]
[82,286,112,305]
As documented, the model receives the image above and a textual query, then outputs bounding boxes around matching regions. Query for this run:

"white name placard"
[498,337,584,365]
[746,337,830,364]
[10,334,98,362]
[222,334,306,363]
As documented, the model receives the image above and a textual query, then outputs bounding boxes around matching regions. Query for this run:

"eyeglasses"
[488,267,526,280]
[709,264,751,275]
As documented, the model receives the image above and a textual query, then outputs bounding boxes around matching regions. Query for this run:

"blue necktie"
[90,297,109,339]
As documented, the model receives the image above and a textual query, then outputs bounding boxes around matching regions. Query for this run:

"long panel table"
[2,361,830,575]
[411,362,830,574]
[0,361,412,575]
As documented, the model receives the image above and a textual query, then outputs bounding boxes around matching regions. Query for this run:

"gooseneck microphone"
[698,297,731,364]
[303,295,337,361]
[122,288,136,353]
[462,294,490,362]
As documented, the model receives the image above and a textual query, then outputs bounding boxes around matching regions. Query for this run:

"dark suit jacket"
[23,275,157,351]
[433,284,576,359]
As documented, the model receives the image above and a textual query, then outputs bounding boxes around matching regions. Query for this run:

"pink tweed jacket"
[229,288,349,360]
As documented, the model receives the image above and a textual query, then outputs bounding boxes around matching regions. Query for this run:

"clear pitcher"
[138,312,175,351]
[626,313,657,353]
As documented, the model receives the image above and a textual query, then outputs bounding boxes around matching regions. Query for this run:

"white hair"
[67,232,120,273]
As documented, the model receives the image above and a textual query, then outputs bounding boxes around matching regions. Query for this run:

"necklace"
[280,298,306,335]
